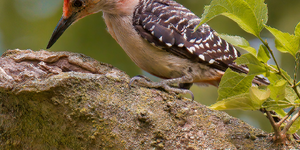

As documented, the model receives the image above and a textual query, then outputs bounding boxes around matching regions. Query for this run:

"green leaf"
[295,22,300,38]
[274,109,287,118]
[279,68,293,83]
[267,67,293,84]
[218,34,257,55]
[235,53,261,66]
[235,53,267,75]
[295,22,300,53]
[235,53,262,66]
[257,44,270,63]
[217,68,254,101]
[249,86,270,108]
[210,93,260,110]
[262,99,294,110]
[285,86,298,103]
[245,0,268,28]
[198,0,268,37]
[268,79,287,101]
[265,25,300,57]
[267,72,281,84]
[287,116,300,134]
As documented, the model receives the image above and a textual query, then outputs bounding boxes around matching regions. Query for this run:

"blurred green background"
[1,0,300,132]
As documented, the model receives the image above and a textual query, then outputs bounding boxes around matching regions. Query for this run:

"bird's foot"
[129,75,194,100]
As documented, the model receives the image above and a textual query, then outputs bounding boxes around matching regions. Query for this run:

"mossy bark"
[0,49,298,149]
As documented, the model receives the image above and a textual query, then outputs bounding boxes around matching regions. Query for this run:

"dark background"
[1,0,300,132]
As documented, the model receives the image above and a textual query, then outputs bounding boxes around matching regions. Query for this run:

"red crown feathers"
[63,0,71,17]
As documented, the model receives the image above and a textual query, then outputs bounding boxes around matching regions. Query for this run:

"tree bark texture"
[0,49,298,149]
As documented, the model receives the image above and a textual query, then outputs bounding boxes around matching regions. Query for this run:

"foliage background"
[1,0,300,132]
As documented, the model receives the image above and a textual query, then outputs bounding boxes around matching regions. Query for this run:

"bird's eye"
[73,0,83,8]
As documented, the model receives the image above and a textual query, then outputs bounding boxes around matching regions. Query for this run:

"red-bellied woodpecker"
[47,0,269,99]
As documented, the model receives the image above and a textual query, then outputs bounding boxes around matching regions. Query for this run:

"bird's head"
[46,0,120,49]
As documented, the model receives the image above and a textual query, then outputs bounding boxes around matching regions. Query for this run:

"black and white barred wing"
[133,0,245,73]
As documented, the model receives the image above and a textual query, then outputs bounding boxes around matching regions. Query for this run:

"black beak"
[46,14,76,49]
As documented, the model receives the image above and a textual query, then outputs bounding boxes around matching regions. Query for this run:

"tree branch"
[0,49,298,149]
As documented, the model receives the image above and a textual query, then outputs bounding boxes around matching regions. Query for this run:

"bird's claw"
[128,75,195,101]
[128,75,150,89]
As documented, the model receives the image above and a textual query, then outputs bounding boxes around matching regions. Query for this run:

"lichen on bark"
[0,49,298,149]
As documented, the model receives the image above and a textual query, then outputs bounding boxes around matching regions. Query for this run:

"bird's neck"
[102,0,140,16]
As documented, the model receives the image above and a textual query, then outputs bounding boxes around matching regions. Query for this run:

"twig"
[266,109,281,137]
[292,53,300,99]
[259,37,300,142]
[259,37,281,74]
[293,53,299,86]
[292,85,300,100]
[259,37,300,100]
[296,81,300,87]
[260,39,295,87]
[282,108,300,133]
[276,107,295,126]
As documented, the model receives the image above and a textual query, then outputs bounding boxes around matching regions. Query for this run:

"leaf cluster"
[198,0,300,140]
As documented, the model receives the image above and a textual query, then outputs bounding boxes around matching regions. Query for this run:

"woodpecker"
[47,0,268,97]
